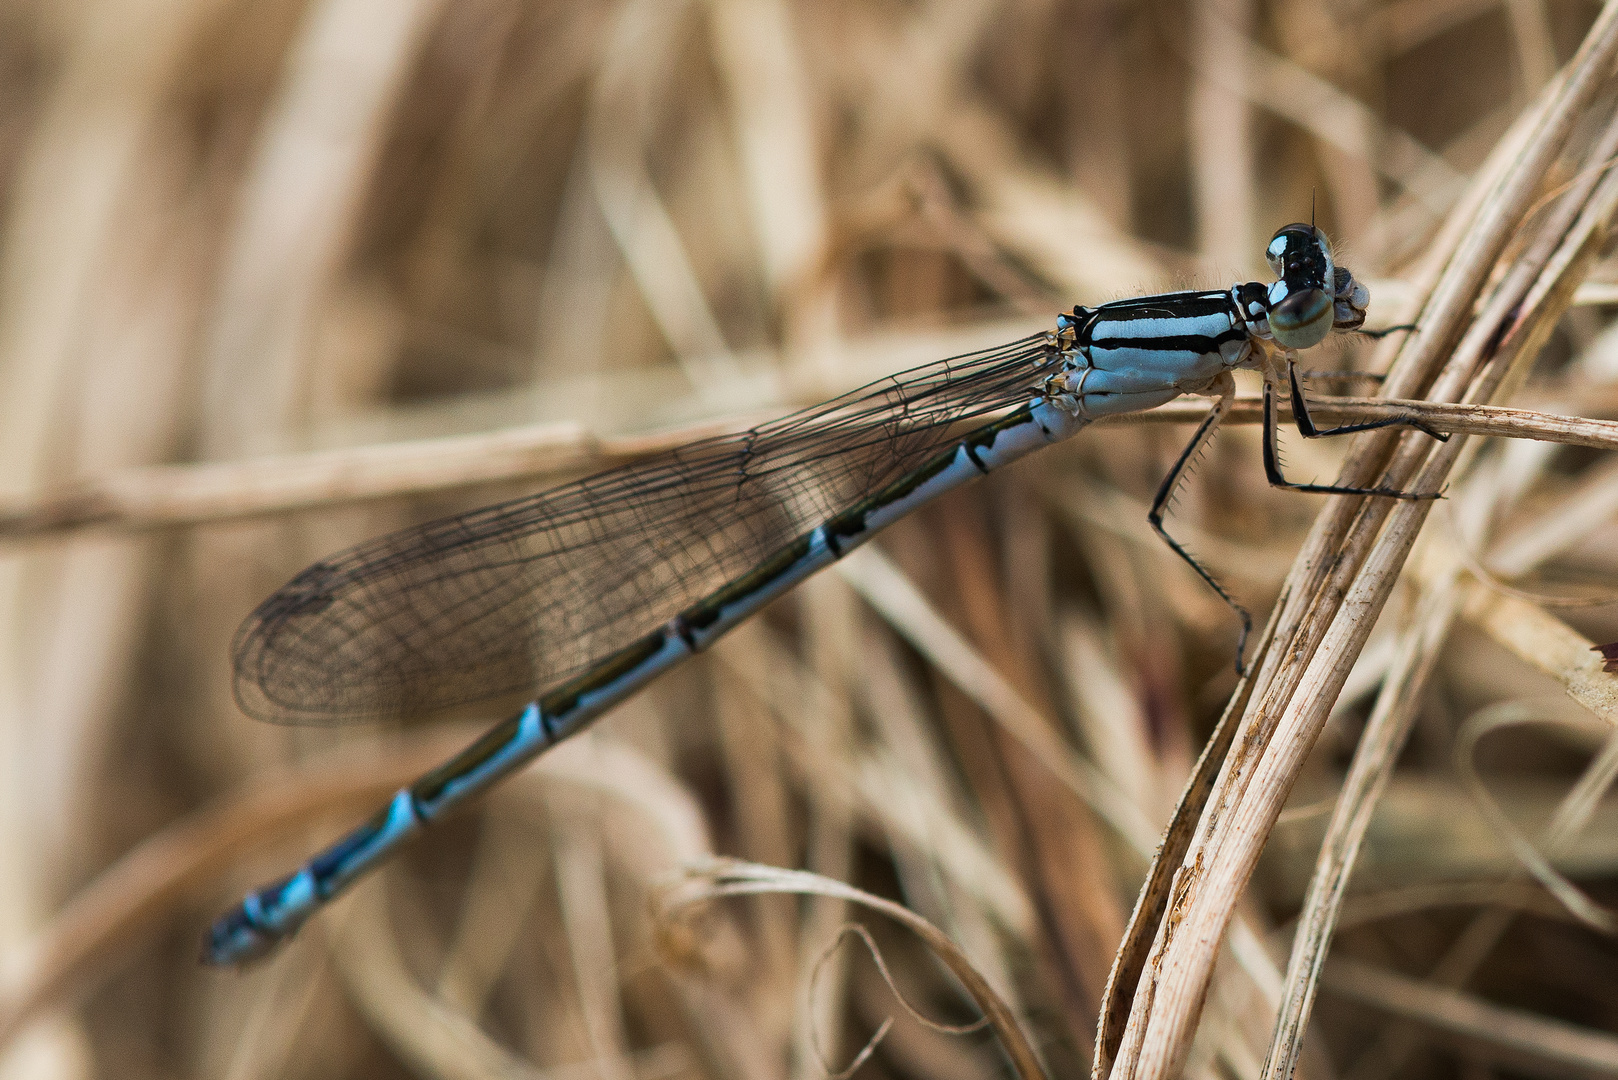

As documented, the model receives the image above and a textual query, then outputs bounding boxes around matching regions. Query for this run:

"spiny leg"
[1262,375,1441,500]
[1147,371,1253,673]
[1299,370,1383,384]
[1294,326,1414,383]
[1287,358,1449,442]
[1360,322,1416,340]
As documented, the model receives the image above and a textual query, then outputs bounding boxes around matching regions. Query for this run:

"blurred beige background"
[0,0,1613,1078]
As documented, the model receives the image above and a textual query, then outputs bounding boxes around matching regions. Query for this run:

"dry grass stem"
[1103,5,1618,1077]
[654,861,1045,1080]
[8,398,1618,541]
[1321,956,1618,1076]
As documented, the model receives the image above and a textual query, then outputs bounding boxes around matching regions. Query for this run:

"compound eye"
[1270,287,1333,349]
[1266,223,1316,272]
[1266,231,1290,274]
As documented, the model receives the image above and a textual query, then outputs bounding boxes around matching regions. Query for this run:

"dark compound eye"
[1265,230,1292,274]
[1269,287,1333,349]
[1265,223,1334,291]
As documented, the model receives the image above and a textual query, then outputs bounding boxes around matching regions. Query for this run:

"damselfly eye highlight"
[1265,223,1334,292]
[1265,231,1292,275]
[1269,286,1333,349]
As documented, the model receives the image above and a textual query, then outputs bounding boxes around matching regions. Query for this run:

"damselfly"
[205,223,1441,965]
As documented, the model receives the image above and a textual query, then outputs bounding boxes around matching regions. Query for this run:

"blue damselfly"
[205,223,1440,965]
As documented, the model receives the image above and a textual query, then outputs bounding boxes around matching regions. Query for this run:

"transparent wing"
[232,335,1060,724]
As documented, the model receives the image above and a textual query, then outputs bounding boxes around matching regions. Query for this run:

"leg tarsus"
[1288,361,1450,444]
[1263,381,1441,501]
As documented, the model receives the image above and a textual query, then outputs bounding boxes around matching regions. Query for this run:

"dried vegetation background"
[1,0,1618,1078]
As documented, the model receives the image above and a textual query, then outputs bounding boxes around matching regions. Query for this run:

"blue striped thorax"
[1045,223,1371,418]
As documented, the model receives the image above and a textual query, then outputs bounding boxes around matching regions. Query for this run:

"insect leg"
[1262,374,1441,500]
[1147,371,1253,672]
[1287,358,1449,442]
